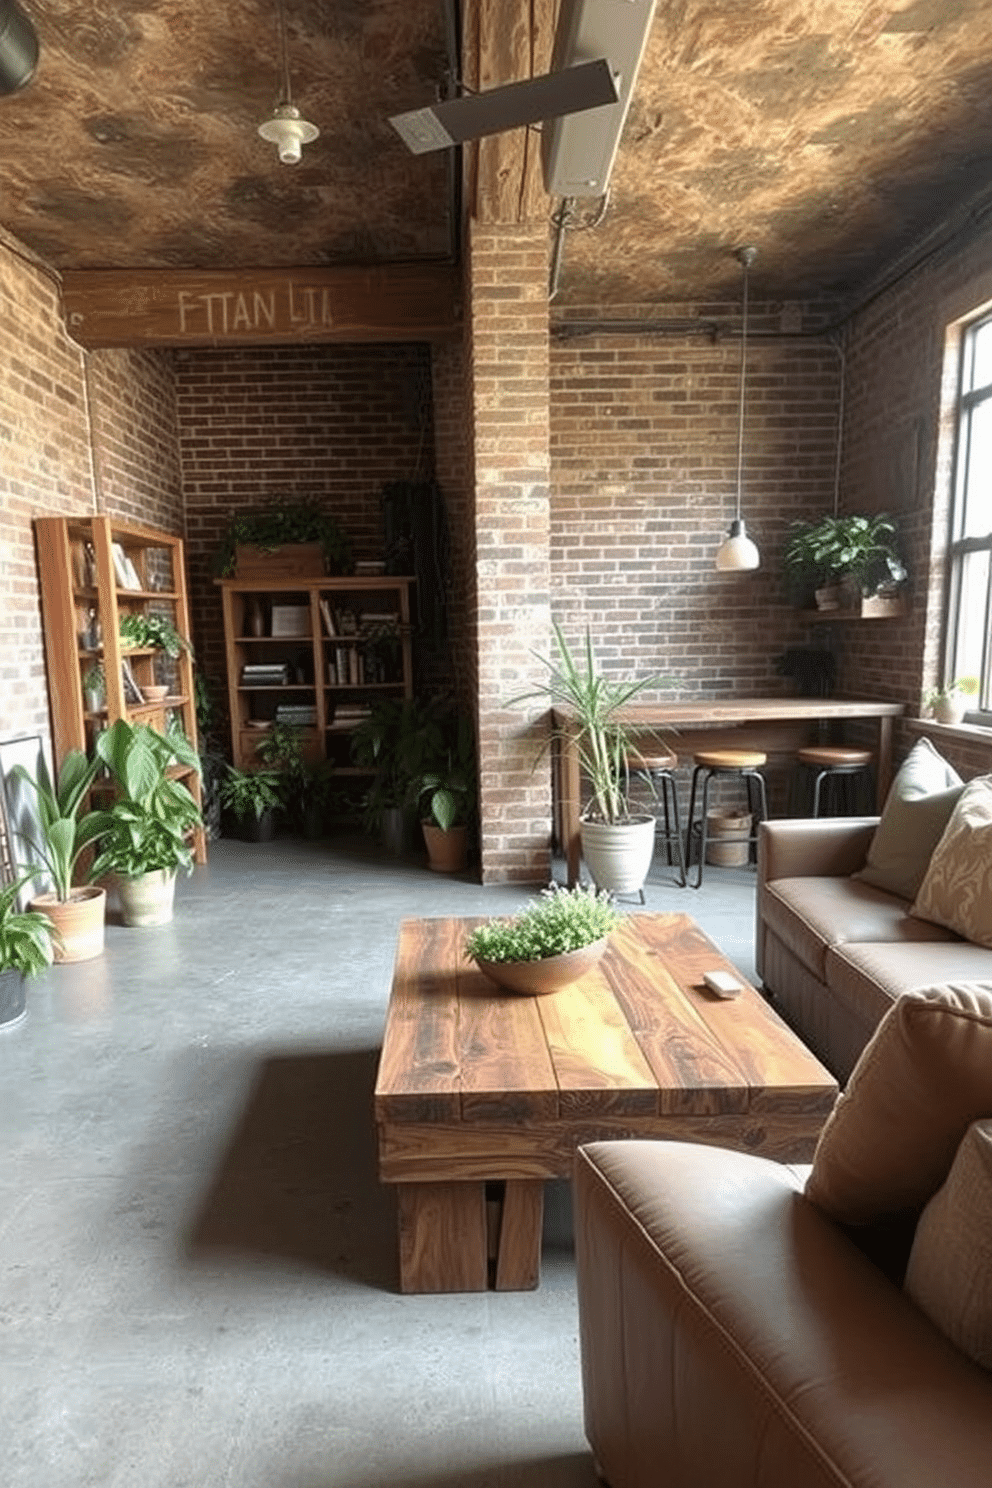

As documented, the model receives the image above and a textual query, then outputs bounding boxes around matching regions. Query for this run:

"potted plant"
[254,721,309,830]
[218,765,283,842]
[351,697,426,853]
[511,622,669,896]
[465,883,620,995]
[0,874,56,1026]
[89,719,203,927]
[119,612,192,659]
[82,662,105,713]
[10,748,109,962]
[406,701,476,873]
[783,514,906,610]
[925,675,979,725]
[212,498,353,578]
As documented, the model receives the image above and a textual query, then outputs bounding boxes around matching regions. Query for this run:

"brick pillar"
[466,218,552,884]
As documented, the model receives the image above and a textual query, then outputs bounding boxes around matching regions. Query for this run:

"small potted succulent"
[925,675,979,725]
[465,883,621,995]
[82,662,105,714]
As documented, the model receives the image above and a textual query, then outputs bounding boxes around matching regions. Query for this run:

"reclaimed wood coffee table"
[374,912,837,1294]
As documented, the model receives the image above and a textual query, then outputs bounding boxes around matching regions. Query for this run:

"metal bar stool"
[626,748,687,887]
[685,749,768,889]
[794,745,874,817]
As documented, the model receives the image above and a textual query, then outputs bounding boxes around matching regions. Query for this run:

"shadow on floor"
[185,1047,398,1290]
[278,1452,600,1488]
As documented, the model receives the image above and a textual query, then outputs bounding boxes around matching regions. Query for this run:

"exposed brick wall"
[467,220,552,884]
[549,303,843,812]
[0,238,182,750]
[173,343,436,695]
[843,223,992,780]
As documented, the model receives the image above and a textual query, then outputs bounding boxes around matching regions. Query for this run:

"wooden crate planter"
[234,542,325,579]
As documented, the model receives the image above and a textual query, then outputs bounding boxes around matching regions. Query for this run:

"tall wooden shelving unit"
[217,574,415,772]
[34,515,207,864]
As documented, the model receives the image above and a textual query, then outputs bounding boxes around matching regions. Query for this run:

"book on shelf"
[319,598,336,636]
[275,704,317,726]
[241,663,289,685]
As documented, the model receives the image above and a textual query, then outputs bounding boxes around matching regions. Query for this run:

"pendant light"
[258,0,318,165]
[715,245,760,571]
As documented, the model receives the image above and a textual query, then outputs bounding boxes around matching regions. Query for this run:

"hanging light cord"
[277,0,292,105]
[734,250,752,522]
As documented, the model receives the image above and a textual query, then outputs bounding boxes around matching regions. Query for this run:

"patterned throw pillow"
[855,737,963,901]
[905,1119,992,1369]
[911,776,992,947]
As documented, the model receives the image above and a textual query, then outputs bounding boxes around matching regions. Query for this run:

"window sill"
[907,717,992,743]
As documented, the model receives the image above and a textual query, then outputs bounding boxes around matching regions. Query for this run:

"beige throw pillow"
[855,737,963,901]
[905,1119,992,1369]
[805,984,992,1225]
[911,776,992,947]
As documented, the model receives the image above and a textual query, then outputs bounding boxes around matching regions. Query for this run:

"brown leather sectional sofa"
[756,816,992,1081]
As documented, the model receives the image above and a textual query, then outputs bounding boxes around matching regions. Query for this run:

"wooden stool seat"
[796,745,873,768]
[693,749,767,770]
[626,748,678,772]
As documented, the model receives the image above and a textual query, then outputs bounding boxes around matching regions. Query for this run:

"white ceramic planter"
[580,815,656,895]
[934,697,967,725]
[119,869,177,927]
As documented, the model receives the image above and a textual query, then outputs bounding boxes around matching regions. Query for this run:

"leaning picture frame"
[120,658,145,705]
[0,735,52,908]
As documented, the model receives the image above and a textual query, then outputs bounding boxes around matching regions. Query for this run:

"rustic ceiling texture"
[1,0,991,306]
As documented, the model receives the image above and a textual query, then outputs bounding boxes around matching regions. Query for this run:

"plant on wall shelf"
[119,612,192,659]
[212,499,353,578]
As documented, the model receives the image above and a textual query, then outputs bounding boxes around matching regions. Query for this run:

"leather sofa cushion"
[763,875,953,982]
[806,986,992,1226]
[855,737,963,901]
[826,940,992,1008]
[906,1119,992,1370]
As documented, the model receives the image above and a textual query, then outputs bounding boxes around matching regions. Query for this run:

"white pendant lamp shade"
[715,517,760,570]
[716,245,760,571]
[258,0,318,164]
[258,102,318,164]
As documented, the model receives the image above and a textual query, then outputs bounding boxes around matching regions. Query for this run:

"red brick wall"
[843,226,992,780]
[0,239,182,749]
[467,220,552,884]
[174,342,436,693]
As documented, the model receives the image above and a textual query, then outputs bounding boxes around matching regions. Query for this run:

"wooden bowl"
[473,936,609,996]
[143,684,169,701]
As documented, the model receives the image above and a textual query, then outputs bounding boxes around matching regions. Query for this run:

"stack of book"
[275,703,317,727]
[241,662,289,687]
[328,702,372,733]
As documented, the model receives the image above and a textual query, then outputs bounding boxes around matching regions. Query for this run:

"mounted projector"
[388,0,657,199]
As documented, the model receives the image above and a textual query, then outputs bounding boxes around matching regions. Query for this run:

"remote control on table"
[703,969,743,999]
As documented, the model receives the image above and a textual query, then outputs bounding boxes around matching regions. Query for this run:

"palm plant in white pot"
[513,622,670,895]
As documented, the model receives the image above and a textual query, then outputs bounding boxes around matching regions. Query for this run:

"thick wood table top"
[375,913,837,1183]
[552,697,905,727]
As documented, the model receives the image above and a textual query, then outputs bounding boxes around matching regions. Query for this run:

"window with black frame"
[946,313,992,720]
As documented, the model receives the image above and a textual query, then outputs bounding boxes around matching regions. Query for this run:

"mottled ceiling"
[1,0,991,307]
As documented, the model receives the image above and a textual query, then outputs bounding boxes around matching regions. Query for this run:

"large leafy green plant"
[511,622,669,825]
[783,513,904,595]
[89,720,202,879]
[11,749,107,902]
[119,612,192,658]
[351,697,434,830]
[0,875,56,975]
[405,700,476,831]
[218,766,283,822]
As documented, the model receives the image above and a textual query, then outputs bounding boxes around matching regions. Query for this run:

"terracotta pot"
[474,937,609,996]
[580,815,656,895]
[118,869,177,927]
[422,821,468,873]
[30,886,106,963]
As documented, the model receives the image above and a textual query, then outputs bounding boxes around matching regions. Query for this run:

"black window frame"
[945,311,992,723]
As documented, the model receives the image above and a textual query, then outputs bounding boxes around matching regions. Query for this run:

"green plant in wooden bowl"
[465,883,621,995]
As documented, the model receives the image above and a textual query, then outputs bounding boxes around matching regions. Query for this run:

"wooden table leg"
[876,714,893,808]
[396,1181,488,1293]
[494,1179,544,1291]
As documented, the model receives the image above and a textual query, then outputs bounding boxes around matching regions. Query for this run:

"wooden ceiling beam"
[60,263,461,350]
[465,0,556,225]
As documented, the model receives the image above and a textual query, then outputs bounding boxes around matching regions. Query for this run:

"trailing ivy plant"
[212,499,353,577]
[464,883,620,965]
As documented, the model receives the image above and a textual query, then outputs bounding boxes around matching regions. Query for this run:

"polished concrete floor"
[1,835,758,1488]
